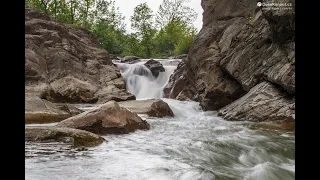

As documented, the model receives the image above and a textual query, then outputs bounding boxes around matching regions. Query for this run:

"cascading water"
[114,59,177,99]
[25,59,294,180]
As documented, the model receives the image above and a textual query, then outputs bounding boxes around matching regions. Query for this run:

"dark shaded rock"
[118,99,174,118]
[144,59,165,78]
[120,56,141,64]
[25,126,105,147]
[25,93,72,124]
[261,0,295,44]
[110,54,120,60]
[56,101,150,134]
[218,82,295,122]
[164,57,197,101]
[25,7,133,103]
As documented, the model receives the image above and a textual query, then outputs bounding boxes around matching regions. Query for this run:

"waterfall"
[114,59,178,100]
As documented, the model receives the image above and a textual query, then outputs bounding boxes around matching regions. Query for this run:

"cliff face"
[165,0,295,122]
[25,7,134,103]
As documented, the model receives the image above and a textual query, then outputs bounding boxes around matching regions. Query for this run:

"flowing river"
[25,59,295,180]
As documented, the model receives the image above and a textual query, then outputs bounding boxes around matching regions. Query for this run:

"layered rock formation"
[25,7,134,103]
[165,0,295,122]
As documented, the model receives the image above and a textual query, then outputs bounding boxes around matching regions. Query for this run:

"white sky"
[114,0,203,33]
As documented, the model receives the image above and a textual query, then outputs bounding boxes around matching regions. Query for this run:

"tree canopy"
[26,0,199,58]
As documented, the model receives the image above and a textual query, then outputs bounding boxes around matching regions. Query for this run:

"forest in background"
[25,0,198,58]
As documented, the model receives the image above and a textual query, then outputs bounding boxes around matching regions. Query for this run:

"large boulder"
[56,101,150,134]
[218,82,295,122]
[118,99,174,118]
[25,93,78,124]
[25,7,134,103]
[25,126,105,148]
[120,56,141,64]
[144,59,165,78]
[165,0,295,122]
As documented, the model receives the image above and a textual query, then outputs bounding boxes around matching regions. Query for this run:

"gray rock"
[218,82,295,122]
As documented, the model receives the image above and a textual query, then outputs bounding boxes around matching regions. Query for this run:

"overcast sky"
[114,0,203,33]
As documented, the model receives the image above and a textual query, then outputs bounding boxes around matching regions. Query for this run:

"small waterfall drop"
[114,59,179,100]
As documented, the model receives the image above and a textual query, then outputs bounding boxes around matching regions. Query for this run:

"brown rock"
[118,99,174,118]
[25,7,134,103]
[25,126,105,148]
[25,93,72,124]
[218,82,295,122]
[56,101,150,134]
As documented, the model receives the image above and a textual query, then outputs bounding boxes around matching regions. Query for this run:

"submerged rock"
[56,101,150,134]
[118,99,174,118]
[25,7,133,103]
[25,126,105,147]
[218,82,295,122]
[144,59,165,78]
[25,93,74,124]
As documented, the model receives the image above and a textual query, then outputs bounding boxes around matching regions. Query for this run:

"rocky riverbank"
[25,7,175,147]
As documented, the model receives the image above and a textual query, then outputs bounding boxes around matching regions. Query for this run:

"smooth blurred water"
[114,59,177,100]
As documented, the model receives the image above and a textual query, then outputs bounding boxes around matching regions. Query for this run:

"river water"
[25,59,295,180]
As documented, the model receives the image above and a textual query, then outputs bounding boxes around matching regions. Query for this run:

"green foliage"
[25,0,198,58]
[156,0,198,29]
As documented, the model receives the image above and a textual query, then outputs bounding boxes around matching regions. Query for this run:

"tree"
[130,3,156,58]
[156,0,198,28]
[92,0,127,55]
